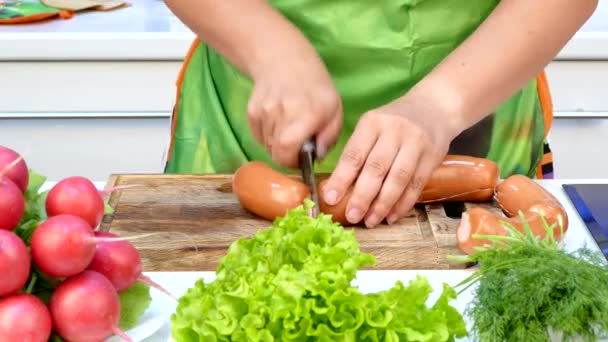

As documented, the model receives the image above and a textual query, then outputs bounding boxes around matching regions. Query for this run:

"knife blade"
[299,139,320,217]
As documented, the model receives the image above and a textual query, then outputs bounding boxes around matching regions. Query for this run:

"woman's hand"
[164,0,343,169]
[321,85,466,228]
[316,0,598,228]
[247,54,343,169]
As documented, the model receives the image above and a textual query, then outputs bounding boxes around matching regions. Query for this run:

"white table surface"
[1,0,608,60]
[39,178,608,341]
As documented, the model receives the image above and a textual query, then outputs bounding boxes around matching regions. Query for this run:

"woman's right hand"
[164,0,342,168]
[247,52,343,169]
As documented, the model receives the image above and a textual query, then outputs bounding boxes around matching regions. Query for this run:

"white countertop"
[0,0,195,60]
[40,178,608,341]
[1,0,608,60]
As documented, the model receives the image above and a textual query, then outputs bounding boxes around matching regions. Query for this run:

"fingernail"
[317,145,327,159]
[325,189,338,205]
[387,214,398,225]
[347,208,362,223]
[365,214,379,228]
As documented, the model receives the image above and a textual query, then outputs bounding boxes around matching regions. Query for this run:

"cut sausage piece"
[457,175,568,255]
[232,161,311,221]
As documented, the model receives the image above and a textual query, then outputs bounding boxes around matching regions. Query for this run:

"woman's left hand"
[320,88,466,228]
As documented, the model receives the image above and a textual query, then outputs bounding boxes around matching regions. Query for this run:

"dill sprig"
[450,211,608,342]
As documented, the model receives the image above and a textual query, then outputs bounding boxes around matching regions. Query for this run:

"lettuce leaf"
[171,201,467,341]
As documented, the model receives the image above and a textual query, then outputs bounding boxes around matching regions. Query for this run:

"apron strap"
[165,38,201,171]
[535,70,555,179]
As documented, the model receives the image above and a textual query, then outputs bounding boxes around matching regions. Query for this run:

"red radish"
[0,293,52,342]
[88,231,140,291]
[0,230,30,296]
[0,178,25,231]
[46,176,104,228]
[87,231,176,299]
[30,215,96,278]
[0,145,28,193]
[49,270,133,342]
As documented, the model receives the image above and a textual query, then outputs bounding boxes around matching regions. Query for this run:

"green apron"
[164,0,553,179]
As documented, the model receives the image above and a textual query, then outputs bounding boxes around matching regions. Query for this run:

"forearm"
[164,0,319,78]
[413,0,598,132]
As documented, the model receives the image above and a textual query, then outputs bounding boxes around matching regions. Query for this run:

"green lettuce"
[171,201,467,341]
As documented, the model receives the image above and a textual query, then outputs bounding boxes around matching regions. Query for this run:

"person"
[162,0,597,228]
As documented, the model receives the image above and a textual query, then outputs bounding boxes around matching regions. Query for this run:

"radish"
[0,145,28,193]
[0,230,30,297]
[0,293,52,342]
[46,176,105,229]
[87,231,176,299]
[0,178,25,231]
[49,270,132,342]
[30,214,96,278]
[87,231,140,292]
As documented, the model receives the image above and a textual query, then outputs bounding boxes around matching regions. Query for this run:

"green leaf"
[170,201,466,341]
[15,170,49,243]
[26,170,47,194]
[49,334,65,342]
[452,212,608,341]
[104,201,114,215]
[118,282,152,330]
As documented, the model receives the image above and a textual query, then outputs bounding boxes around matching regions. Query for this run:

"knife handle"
[300,138,317,161]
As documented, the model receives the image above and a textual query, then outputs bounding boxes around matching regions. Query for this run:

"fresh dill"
[450,212,608,342]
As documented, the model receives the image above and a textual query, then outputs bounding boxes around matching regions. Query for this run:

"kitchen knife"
[299,139,320,217]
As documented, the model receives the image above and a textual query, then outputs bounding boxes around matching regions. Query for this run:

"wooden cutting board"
[100,174,503,271]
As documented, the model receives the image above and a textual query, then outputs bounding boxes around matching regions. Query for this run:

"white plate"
[106,292,171,342]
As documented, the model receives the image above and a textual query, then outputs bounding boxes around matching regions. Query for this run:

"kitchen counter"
[1,0,608,60]
[40,178,608,342]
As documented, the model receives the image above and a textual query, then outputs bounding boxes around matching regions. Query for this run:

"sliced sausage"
[457,175,568,254]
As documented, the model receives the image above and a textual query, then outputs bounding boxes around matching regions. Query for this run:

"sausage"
[457,204,567,255]
[317,178,352,225]
[495,174,565,220]
[234,155,499,225]
[456,175,568,255]
[495,174,568,235]
[417,155,499,203]
[232,161,310,221]
[317,155,499,226]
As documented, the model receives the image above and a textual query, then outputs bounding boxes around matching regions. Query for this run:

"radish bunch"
[0,145,172,342]
[0,146,27,231]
